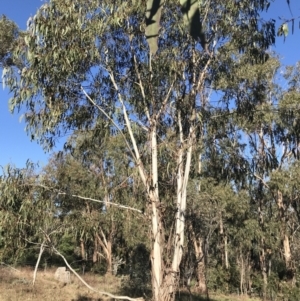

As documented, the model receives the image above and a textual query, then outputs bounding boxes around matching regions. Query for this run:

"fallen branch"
[32,241,46,286]
[51,245,144,301]
[40,230,143,301]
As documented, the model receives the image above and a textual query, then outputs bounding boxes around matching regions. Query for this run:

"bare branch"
[32,241,46,286]
[156,79,175,121]
[108,71,149,190]
[51,243,144,301]
[81,87,137,164]
[59,193,143,214]
[25,183,143,214]
[253,173,270,189]
[132,53,151,122]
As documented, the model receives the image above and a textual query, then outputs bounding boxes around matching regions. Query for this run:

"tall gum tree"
[5,0,276,300]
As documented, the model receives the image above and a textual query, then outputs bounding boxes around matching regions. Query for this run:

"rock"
[54,267,70,284]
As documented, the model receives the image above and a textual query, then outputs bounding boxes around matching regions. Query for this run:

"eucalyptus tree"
[0,163,60,264]
[209,53,300,298]
[209,51,279,295]
[4,0,276,300]
[266,62,300,270]
[0,15,18,67]
[43,131,147,275]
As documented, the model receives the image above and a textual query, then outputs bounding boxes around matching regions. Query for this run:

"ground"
[0,265,261,301]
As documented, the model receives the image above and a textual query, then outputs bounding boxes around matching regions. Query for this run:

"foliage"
[0,15,19,67]
[2,0,300,300]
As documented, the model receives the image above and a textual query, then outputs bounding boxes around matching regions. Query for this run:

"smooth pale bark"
[80,238,86,261]
[219,212,229,269]
[105,52,210,301]
[96,229,113,275]
[80,238,87,274]
[257,128,268,301]
[277,190,292,267]
[108,70,164,300]
[160,108,196,300]
[149,123,163,301]
[93,236,98,264]
[32,241,45,286]
[283,234,291,266]
[155,55,210,301]
[224,234,229,269]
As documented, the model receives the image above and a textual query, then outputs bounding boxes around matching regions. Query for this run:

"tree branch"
[81,87,137,163]
[253,173,270,189]
[108,71,149,190]
[42,232,144,301]
[25,183,143,214]
[32,241,46,286]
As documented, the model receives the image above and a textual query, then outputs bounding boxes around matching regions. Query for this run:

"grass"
[176,291,262,301]
[0,266,262,301]
[0,265,117,301]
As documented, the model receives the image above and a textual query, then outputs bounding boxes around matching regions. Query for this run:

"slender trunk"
[219,212,229,269]
[149,123,163,301]
[260,245,268,301]
[32,241,45,286]
[80,239,86,261]
[158,110,195,301]
[258,213,268,300]
[247,259,253,295]
[93,236,98,264]
[106,239,112,275]
[188,216,207,294]
[80,239,86,275]
[257,128,267,300]
[240,254,244,295]
[283,234,291,267]
[195,237,207,293]
[224,234,229,269]
[277,190,291,268]
[96,230,113,275]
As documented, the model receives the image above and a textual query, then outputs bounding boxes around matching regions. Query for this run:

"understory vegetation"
[1,0,300,300]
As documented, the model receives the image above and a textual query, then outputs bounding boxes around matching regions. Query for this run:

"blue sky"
[0,0,300,169]
[0,0,53,170]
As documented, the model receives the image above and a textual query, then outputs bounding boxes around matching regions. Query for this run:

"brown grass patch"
[0,266,121,301]
[0,266,262,301]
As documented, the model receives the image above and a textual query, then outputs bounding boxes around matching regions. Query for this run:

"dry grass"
[0,266,262,301]
[0,265,121,301]
[176,290,262,301]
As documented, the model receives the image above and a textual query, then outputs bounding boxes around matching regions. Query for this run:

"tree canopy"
[2,1,300,301]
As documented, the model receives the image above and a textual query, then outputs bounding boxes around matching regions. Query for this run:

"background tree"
[0,15,19,68]
[4,0,278,300]
[42,130,147,275]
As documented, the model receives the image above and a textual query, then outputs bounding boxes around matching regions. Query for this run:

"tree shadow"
[73,295,104,301]
[176,291,217,301]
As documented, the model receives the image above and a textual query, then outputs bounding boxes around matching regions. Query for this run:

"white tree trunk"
[149,123,163,301]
